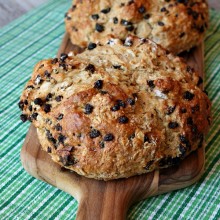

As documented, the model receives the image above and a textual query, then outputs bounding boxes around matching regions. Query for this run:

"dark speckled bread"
[19,36,211,180]
[65,0,209,54]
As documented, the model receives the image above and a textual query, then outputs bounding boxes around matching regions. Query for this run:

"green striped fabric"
[0,0,219,219]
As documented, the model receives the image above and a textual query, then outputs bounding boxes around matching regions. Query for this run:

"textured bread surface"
[65,0,209,54]
[19,36,211,180]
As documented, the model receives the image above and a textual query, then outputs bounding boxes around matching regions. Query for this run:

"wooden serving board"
[21,34,205,220]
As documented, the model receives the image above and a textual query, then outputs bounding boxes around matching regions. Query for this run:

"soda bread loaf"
[65,0,209,54]
[19,36,211,180]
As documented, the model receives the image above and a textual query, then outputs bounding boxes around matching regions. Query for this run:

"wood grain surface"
[20,33,205,220]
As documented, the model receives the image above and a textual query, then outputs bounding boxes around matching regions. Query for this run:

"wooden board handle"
[75,170,158,220]
[76,185,128,220]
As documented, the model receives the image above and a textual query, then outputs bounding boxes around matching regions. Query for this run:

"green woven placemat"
[0,0,219,219]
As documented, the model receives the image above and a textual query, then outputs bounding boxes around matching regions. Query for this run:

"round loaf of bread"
[65,0,209,54]
[19,36,211,180]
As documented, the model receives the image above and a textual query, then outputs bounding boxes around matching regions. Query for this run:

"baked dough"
[19,36,211,180]
[65,0,209,54]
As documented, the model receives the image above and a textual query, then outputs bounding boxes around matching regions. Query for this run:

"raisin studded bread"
[65,0,209,54]
[19,36,211,180]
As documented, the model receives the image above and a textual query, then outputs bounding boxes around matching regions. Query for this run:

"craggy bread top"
[65,0,209,54]
[19,36,211,180]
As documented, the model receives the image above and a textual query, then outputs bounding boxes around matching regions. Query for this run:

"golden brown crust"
[65,0,209,54]
[19,36,211,180]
